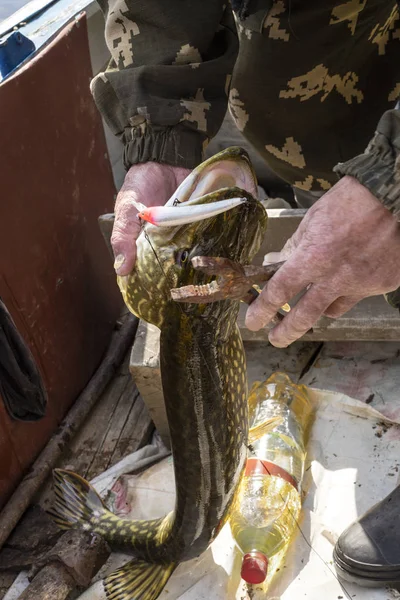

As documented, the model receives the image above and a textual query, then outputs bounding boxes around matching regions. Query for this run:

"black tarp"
[0,298,47,421]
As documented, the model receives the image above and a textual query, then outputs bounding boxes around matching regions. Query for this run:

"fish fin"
[47,468,106,530]
[248,416,282,445]
[104,559,176,600]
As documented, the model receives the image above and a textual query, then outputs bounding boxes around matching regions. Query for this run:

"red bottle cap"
[241,551,269,584]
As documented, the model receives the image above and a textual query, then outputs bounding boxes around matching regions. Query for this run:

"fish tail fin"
[104,559,176,600]
[47,468,106,531]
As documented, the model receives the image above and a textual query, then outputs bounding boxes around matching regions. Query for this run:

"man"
[91,0,400,588]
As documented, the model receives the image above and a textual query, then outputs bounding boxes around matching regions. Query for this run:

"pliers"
[170,256,286,319]
[170,257,317,333]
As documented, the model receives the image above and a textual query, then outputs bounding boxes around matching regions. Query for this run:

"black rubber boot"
[333,484,400,588]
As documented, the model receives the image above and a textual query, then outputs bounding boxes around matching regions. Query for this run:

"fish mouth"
[141,146,264,257]
[116,148,267,329]
[169,193,266,307]
[164,147,259,207]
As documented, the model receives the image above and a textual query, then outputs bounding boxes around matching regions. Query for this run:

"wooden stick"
[18,563,75,600]
[16,530,110,600]
[0,314,138,550]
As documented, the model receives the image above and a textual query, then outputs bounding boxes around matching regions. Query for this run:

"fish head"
[117,147,267,328]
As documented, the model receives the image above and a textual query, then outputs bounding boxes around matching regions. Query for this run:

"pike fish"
[49,147,273,600]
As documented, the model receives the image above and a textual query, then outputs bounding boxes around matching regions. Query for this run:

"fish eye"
[177,249,190,265]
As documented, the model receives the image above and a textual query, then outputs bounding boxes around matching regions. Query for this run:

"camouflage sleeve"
[334,109,400,220]
[90,1,238,171]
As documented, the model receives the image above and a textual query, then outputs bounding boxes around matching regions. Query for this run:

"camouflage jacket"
[91,0,400,221]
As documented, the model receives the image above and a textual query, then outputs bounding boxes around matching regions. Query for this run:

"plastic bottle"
[229,372,314,586]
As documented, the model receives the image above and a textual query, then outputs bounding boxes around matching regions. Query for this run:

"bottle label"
[245,458,298,490]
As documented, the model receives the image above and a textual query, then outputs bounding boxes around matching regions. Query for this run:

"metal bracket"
[0,31,35,81]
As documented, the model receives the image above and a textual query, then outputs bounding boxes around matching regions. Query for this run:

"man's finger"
[324,295,362,318]
[111,226,139,275]
[111,194,142,275]
[245,253,313,331]
[268,284,337,347]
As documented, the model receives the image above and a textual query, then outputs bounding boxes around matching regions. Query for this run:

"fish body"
[49,148,268,600]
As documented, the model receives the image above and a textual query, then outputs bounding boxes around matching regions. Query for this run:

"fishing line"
[142,226,353,598]
[144,231,167,281]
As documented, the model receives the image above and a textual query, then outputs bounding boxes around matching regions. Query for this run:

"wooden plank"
[254,208,305,264]
[239,296,400,342]
[62,361,131,479]
[85,378,153,481]
[64,346,153,483]
[130,322,169,448]
[45,349,152,482]
[85,377,140,480]
[39,353,135,508]
[110,395,154,466]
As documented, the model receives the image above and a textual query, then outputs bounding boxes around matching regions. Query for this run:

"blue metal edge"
[0,0,98,84]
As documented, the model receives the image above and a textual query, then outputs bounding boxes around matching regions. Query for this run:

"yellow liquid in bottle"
[248,373,313,442]
[229,373,314,586]
[230,474,301,558]
[247,373,314,485]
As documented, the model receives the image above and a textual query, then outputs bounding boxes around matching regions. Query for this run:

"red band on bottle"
[245,458,298,490]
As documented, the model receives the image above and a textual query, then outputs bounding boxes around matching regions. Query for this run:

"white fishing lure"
[133,197,248,227]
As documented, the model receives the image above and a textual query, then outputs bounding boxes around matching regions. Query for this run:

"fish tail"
[48,468,106,531]
[104,559,176,600]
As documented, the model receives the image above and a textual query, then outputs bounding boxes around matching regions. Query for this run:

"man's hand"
[112,162,191,275]
[245,176,400,347]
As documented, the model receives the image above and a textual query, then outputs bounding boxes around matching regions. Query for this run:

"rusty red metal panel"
[0,402,22,503]
[0,14,122,506]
